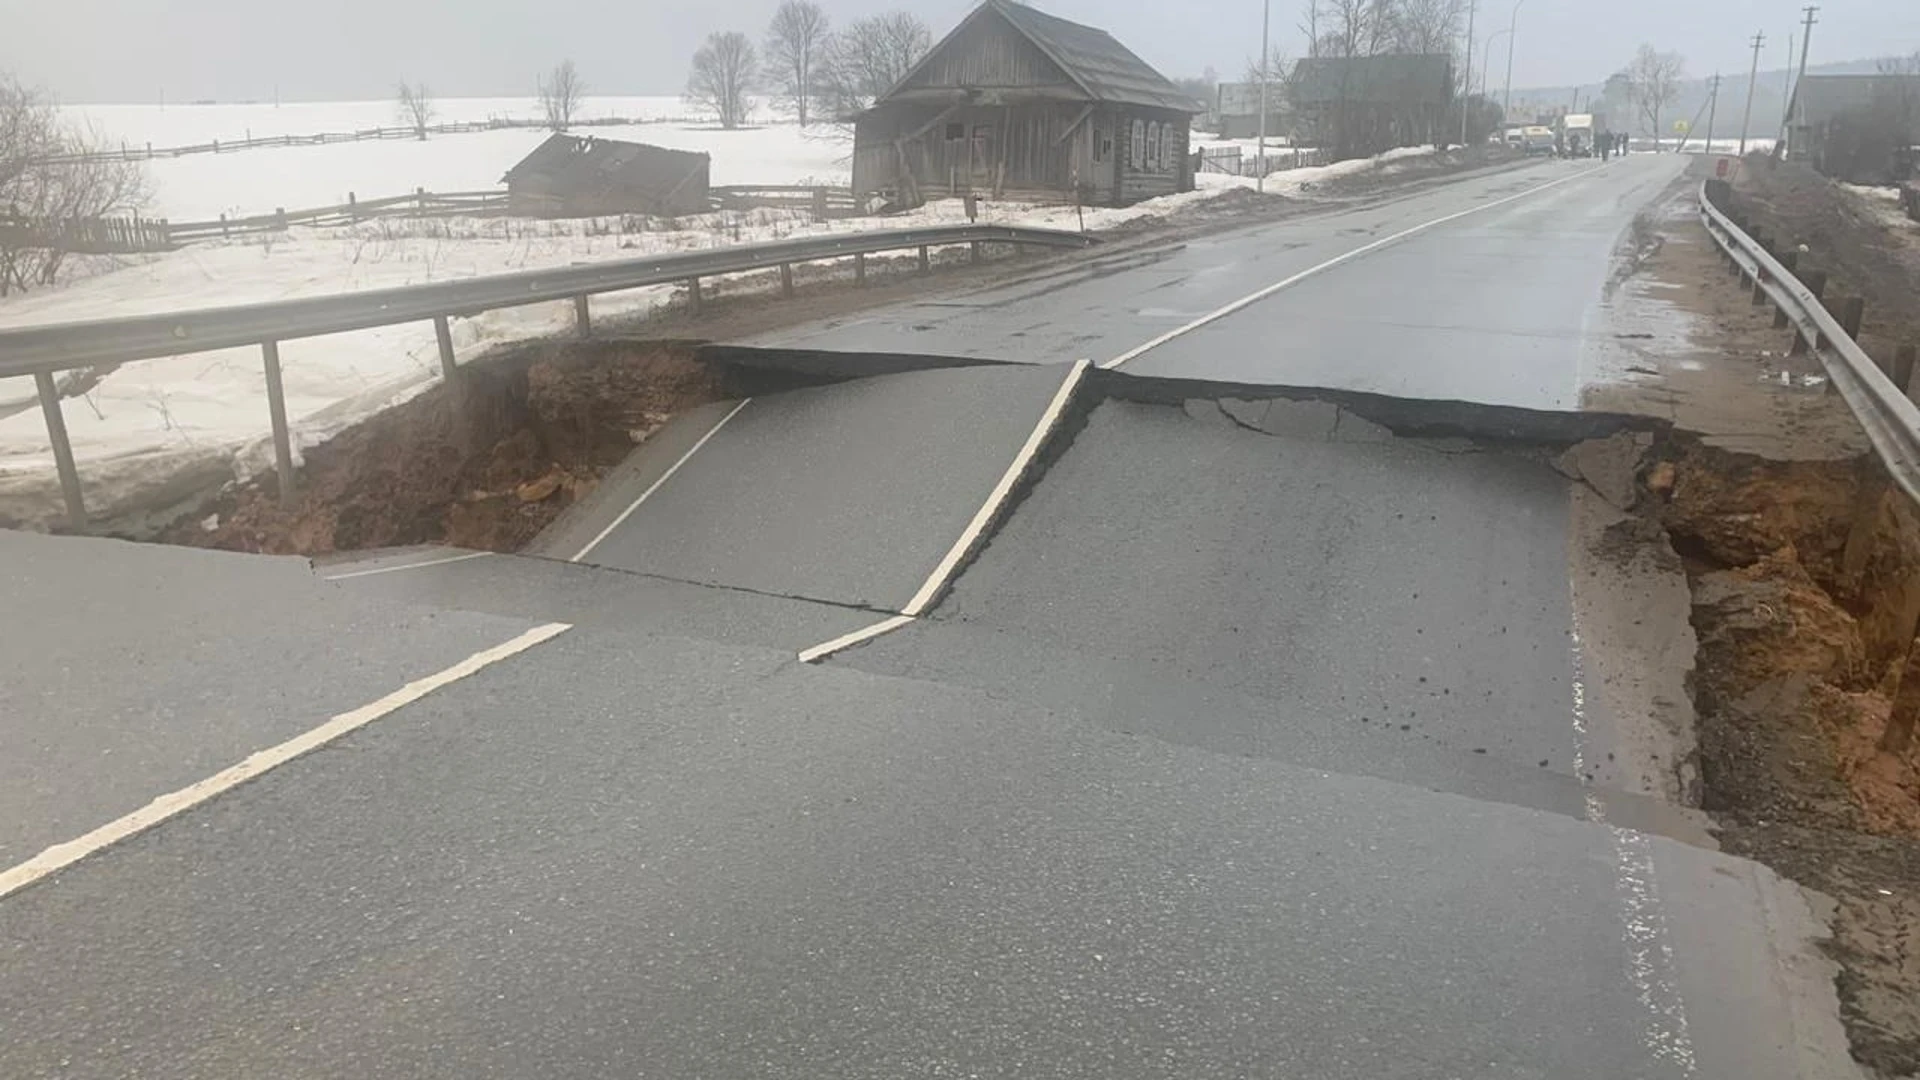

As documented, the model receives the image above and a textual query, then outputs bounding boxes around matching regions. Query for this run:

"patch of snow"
[1843,182,1905,204]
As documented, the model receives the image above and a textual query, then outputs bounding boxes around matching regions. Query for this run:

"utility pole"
[1778,32,1795,143]
[1703,74,1721,154]
[1257,0,1270,193]
[1459,0,1476,146]
[1789,5,1819,146]
[1738,31,1764,155]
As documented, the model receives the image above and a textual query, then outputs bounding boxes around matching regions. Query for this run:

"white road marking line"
[1568,610,1698,1073]
[902,360,1090,615]
[0,621,572,903]
[797,360,1092,663]
[796,614,917,664]
[322,550,493,580]
[570,398,753,563]
[1100,165,1608,370]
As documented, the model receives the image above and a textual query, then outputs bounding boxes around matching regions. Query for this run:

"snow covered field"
[69,98,851,221]
[0,103,1448,524]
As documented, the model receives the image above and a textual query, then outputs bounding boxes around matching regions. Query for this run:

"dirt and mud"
[155,341,723,555]
[1728,155,1920,366]
[1635,436,1920,1078]
[1580,160,1920,1077]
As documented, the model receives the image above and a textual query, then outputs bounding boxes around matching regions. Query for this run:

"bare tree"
[1385,0,1464,55]
[1,75,147,294]
[766,0,831,126]
[1878,52,1920,76]
[538,60,587,132]
[816,12,930,119]
[1627,45,1685,151]
[687,32,759,130]
[395,81,435,140]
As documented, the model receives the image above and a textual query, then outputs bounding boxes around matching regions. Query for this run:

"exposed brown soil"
[1644,436,1920,1076]
[1730,155,1920,366]
[155,341,724,556]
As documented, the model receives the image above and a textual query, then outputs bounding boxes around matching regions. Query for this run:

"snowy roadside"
[0,147,1440,529]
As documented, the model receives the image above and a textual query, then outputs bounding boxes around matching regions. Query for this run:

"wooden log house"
[851,0,1203,207]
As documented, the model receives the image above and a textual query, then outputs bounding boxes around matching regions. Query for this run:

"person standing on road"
[1599,134,1611,161]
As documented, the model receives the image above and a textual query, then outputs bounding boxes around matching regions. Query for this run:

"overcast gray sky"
[5,0,1916,104]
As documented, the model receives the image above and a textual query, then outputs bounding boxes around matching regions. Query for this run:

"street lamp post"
[1482,29,1513,116]
[1257,0,1270,193]
[1458,0,1477,146]
[1502,0,1527,121]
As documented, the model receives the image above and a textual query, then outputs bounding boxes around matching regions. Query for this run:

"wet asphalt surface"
[2,154,1860,1078]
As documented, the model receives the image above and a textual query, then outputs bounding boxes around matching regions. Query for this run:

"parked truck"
[1560,113,1608,158]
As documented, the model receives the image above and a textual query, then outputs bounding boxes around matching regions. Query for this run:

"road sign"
[1674,119,1691,134]
[1716,157,1732,178]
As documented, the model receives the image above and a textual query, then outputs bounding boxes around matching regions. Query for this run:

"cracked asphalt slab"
[836,398,1585,788]
[0,155,1868,1078]
[0,625,1838,1079]
[558,361,1080,611]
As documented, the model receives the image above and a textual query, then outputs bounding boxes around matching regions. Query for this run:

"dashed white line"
[0,621,573,902]
[322,550,493,580]
[1101,165,1608,370]
[570,398,753,563]
[798,359,1092,663]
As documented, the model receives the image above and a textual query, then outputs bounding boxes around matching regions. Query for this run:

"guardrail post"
[260,341,297,507]
[687,278,702,313]
[1774,252,1798,327]
[1896,345,1918,396]
[1839,296,1866,343]
[33,371,86,531]
[918,246,931,274]
[854,253,867,285]
[1840,472,1888,587]
[433,316,457,379]
[780,263,795,298]
[573,295,592,338]
[1791,270,1828,356]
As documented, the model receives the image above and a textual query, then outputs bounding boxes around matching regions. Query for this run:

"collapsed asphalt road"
[0,154,1867,1078]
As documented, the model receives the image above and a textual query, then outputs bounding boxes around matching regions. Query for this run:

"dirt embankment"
[1641,436,1920,1076]
[1729,155,1920,366]
[157,341,724,555]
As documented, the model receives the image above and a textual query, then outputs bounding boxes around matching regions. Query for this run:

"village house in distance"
[502,133,712,217]
[851,0,1203,207]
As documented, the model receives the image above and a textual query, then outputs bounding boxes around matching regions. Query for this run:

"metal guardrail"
[2,223,1097,528]
[1697,180,1920,507]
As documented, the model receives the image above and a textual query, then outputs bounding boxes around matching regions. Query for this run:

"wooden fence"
[30,114,690,166]
[2,184,864,255]
[0,213,175,254]
[1195,146,1332,177]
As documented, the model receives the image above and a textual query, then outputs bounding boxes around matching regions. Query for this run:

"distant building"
[1289,54,1453,159]
[850,0,1203,207]
[501,134,711,217]
[1215,82,1294,140]
[1784,74,1920,183]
